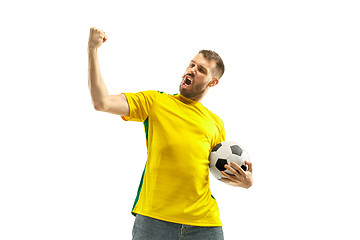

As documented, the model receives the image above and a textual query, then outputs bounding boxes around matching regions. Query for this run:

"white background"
[1,0,359,239]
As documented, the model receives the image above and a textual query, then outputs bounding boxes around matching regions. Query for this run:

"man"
[88,27,253,240]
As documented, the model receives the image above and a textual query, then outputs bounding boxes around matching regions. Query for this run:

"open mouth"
[183,74,194,86]
[185,78,192,85]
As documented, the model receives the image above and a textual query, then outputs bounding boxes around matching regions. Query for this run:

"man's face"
[179,54,218,102]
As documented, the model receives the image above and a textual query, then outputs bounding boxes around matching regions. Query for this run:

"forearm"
[88,48,109,110]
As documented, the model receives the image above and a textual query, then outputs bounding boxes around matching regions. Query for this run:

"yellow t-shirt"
[121,91,225,226]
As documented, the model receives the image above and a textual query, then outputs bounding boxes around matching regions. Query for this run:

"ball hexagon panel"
[216,146,232,160]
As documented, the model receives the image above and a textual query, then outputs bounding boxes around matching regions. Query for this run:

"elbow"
[93,101,107,112]
[93,104,104,111]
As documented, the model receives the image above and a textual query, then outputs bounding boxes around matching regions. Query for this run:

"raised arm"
[88,27,130,116]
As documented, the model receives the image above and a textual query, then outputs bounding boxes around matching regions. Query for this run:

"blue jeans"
[132,214,224,240]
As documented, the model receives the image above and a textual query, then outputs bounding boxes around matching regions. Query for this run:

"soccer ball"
[209,141,249,181]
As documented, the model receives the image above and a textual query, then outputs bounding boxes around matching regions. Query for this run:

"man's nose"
[189,67,196,76]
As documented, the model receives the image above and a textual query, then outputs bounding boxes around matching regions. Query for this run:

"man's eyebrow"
[191,60,208,73]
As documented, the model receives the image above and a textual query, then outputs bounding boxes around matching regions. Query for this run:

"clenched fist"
[88,27,108,51]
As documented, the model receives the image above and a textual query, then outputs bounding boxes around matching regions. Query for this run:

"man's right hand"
[88,27,108,51]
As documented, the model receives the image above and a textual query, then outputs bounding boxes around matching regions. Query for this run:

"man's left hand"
[221,161,253,188]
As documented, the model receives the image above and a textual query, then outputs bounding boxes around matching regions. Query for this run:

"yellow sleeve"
[217,124,226,145]
[121,90,161,122]
[210,120,226,150]
[219,124,225,143]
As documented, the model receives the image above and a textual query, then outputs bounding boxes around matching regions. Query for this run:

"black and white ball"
[209,141,249,181]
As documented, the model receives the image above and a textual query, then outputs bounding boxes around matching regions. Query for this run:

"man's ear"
[209,77,219,87]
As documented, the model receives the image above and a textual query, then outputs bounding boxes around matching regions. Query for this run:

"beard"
[179,75,208,101]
